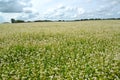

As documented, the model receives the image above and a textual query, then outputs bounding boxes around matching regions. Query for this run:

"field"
[0,20,120,79]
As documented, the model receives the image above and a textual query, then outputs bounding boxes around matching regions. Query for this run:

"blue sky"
[0,0,120,22]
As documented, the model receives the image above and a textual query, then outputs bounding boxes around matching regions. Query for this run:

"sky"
[0,0,120,22]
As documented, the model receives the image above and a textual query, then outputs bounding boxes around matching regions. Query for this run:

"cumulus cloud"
[43,5,85,20]
[103,0,120,5]
[86,0,92,2]
[23,8,35,13]
[0,16,4,22]
[42,0,120,20]
[0,13,4,22]
[0,0,32,13]
[117,11,120,15]
[16,12,39,21]
[89,0,120,18]
[0,0,120,22]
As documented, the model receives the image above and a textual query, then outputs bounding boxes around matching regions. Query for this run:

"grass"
[0,20,120,79]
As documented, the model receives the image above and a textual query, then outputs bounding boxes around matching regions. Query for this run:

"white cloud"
[23,7,36,13]
[0,13,20,22]
[86,0,92,2]
[0,0,120,22]
[77,8,85,15]
[0,13,4,22]
[16,12,39,21]
[117,11,120,15]
[0,0,32,13]
[43,5,85,20]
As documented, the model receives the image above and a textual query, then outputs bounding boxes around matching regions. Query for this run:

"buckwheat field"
[0,20,120,79]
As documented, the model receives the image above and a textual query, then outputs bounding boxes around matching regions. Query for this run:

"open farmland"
[0,20,120,79]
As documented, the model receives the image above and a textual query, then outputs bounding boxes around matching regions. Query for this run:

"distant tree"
[74,20,80,21]
[27,21,32,23]
[116,18,120,20]
[15,20,25,23]
[58,20,61,22]
[89,18,94,20]
[11,18,15,23]
[34,20,52,22]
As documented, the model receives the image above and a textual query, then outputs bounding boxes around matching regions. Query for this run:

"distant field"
[0,20,120,79]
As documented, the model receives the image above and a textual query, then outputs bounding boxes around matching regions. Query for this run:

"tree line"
[11,18,25,23]
[11,18,120,23]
